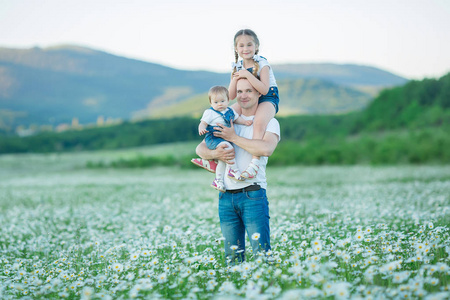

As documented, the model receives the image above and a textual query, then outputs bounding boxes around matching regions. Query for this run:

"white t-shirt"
[201,107,238,126]
[224,115,280,190]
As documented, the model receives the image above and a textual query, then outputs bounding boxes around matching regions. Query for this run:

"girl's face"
[235,35,258,60]
[210,93,229,112]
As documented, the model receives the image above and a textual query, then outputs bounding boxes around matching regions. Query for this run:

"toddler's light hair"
[233,29,260,79]
[208,86,229,103]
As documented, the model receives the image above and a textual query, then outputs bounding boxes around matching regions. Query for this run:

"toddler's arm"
[234,116,253,126]
[198,121,208,135]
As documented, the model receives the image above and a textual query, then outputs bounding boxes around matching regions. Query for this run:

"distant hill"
[0,45,228,131]
[277,78,373,115]
[274,63,407,87]
[0,45,408,133]
[352,72,450,131]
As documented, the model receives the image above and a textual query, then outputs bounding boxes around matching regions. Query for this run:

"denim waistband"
[226,184,261,194]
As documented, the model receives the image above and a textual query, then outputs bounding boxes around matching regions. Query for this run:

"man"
[195,78,280,264]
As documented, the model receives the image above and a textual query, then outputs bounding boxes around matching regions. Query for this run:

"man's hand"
[213,122,237,143]
[213,121,279,158]
[215,143,235,164]
[196,141,235,164]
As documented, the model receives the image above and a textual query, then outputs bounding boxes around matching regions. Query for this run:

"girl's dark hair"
[232,29,260,79]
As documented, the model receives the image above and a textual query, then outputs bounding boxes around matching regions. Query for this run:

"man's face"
[236,79,260,110]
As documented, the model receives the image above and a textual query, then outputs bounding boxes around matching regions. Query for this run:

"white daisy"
[252,232,261,240]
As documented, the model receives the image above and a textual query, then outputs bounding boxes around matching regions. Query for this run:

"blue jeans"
[218,188,271,264]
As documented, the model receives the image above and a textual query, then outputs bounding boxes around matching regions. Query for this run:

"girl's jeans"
[218,188,271,264]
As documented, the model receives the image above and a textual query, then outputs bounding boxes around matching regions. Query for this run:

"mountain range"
[0,45,408,132]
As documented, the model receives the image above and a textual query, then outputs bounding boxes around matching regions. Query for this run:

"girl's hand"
[236,69,251,79]
[244,120,253,126]
[199,128,207,135]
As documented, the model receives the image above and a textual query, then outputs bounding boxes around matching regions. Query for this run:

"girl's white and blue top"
[233,55,277,88]
[232,55,279,113]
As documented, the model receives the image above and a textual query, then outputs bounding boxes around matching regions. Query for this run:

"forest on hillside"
[1,73,449,165]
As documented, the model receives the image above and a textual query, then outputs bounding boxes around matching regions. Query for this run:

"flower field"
[0,147,449,299]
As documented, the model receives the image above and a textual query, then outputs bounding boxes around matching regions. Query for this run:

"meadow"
[0,143,449,299]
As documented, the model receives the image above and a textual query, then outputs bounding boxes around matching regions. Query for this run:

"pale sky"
[1,0,449,80]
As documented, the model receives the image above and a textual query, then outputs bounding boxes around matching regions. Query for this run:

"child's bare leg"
[212,142,238,192]
[252,102,276,140]
[215,160,227,182]
[240,102,276,180]
[220,142,239,171]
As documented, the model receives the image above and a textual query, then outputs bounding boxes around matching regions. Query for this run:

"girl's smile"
[235,35,258,61]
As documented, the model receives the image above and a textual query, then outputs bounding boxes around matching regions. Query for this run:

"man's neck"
[240,107,257,117]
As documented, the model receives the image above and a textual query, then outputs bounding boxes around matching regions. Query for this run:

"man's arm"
[213,123,279,157]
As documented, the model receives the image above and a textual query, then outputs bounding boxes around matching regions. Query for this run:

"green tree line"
[0,117,199,153]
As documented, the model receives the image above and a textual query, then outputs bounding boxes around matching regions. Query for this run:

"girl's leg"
[252,102,276,140]
[240,102,276,179]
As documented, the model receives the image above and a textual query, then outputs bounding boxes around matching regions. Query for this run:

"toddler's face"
[235,35,258,60]
[210,94,229,112]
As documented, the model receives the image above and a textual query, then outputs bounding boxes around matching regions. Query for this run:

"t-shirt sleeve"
[266,118,280,141]
[230,107,239,121]
[201,110,212,124]
[257,57,270,71]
